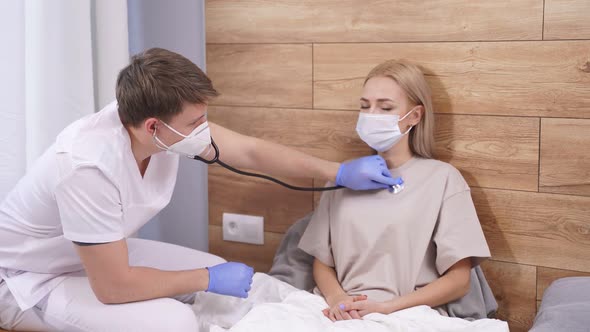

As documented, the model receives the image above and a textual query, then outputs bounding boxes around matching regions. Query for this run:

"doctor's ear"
[144,118,158,135]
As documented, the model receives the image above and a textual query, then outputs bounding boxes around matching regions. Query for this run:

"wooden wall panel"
[210,107,540,191]
[206,1,590,328]
[313,41,590,118]
[474,188,590,272]
[544,0,590,40]
[209,225,283,273]
[209,166,313,234]
[206,44,312,108]
[206,0,542,43]
[434,114,539,191]
[206,0,310,43]
[537,267,590,301]
[208,106,372,162]
[481,260,537,332]
[482,261,537,332]
[540,118,590,196]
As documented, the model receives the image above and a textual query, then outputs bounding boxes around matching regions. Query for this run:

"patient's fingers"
[322,308,329,317]
[329,311,337,322]
[341,310,353,320]
[352,295,368,302]
[333,309,344,321]
[349,310,362,320]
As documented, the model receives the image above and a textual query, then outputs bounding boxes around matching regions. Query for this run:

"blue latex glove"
[336,155,399,190]
[206,262,254,298]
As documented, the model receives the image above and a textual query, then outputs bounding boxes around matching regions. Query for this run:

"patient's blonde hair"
[364,60,435,159]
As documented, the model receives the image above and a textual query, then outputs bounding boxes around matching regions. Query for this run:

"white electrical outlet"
[222,213,264,245]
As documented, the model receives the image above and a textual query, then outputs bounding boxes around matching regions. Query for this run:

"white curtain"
[0,0,129,200]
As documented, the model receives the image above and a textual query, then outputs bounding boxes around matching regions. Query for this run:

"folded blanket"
[192,273,508,332]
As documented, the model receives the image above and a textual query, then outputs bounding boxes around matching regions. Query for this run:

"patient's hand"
[322,294,367,321]
[340,299,390,317]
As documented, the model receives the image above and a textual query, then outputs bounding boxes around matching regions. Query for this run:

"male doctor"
[0,48,398,331]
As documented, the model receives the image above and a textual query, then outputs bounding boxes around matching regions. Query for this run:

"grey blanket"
[269,213,497,320]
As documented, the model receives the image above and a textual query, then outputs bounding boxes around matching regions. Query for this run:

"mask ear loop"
[152,125,172,151]
[399,106,419,135]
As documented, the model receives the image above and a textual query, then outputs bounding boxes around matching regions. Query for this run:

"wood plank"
[313,41,590,118]
[206,44,312,108]
[208,106,373,162]
[210,107,540,191]
[209,166,313,234]
[537,267,590,301]
[481,260,536,332]
[544,0,590,40]
[473,188,590,272]
[209,225,283,273]
[205,1,310,43]
[540,118,590,196]
[205,0,542,43]
[435,114,539,191]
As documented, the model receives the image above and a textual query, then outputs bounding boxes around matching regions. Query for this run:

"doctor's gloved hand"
[336,155,398,191]
[206,262,254,298]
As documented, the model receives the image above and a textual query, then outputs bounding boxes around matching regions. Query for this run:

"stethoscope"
[193,138,342,191]
[192,138,405,193]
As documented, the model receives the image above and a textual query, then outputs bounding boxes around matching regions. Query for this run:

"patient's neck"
[380,140,414,169]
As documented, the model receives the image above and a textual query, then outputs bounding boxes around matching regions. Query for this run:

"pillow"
[530,277,590,332]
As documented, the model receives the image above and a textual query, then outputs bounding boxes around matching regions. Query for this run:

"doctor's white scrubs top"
[0,101,179,310]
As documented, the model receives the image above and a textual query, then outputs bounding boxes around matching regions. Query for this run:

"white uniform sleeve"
[54,166,125,243]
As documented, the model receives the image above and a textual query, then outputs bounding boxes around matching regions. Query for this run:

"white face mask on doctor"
[153,119,212,158]
[356,108,416,152]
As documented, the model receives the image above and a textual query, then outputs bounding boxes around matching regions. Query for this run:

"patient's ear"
[411,105,424,126]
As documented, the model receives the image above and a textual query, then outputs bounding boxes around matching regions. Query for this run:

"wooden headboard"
[205,1,590,331]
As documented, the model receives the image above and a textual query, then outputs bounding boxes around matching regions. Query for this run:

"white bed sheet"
[192,273,509,332]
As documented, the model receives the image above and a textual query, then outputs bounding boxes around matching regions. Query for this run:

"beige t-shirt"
[299,157,490,306]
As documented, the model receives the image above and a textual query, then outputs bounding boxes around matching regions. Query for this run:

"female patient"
[298,60,491,322]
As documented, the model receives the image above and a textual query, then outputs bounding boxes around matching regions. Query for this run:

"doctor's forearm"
[94,267,208,304]
[247,137,339,182]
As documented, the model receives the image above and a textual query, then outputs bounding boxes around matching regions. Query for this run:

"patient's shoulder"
[413,157,458,173]
[414,158,469,190]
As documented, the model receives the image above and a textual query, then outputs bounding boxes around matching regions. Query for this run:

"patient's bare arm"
[387,258,471,312]
[342,258,472,317]
[313,258,366,321]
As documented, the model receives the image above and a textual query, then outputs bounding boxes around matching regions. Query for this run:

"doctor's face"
[154,103,208,146]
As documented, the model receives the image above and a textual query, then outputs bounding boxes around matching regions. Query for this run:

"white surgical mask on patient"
[153,121,212,158]
[356,108,415,152]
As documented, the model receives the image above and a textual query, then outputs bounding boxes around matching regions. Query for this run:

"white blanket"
[192,273,509,332]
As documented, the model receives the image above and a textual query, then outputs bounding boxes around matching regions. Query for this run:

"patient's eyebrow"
[360,97,397,103]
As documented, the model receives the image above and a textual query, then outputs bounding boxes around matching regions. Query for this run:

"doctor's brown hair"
[116,48,219,127]
[364,60,435,159]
